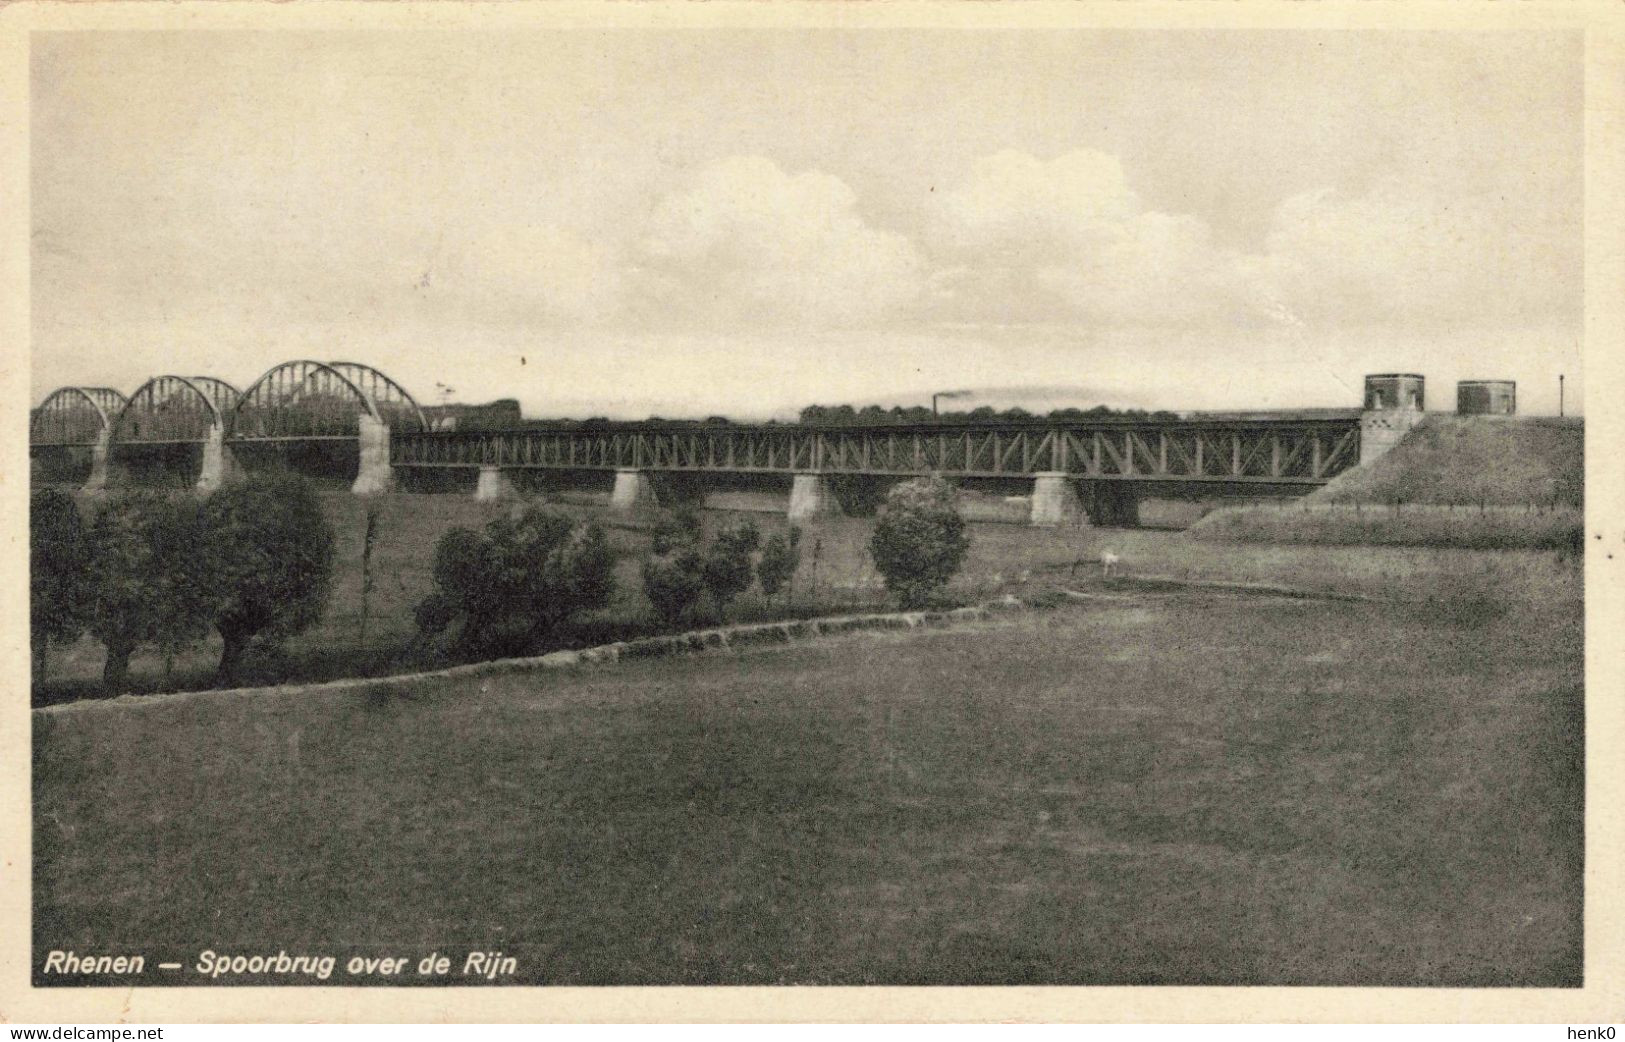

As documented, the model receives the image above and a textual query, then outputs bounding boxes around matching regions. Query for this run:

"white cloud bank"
[631,156,924,329]
[501,149,1572,337]
[924,149,1258,327]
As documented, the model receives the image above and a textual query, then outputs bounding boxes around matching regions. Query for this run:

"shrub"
[651,504,704,555]
[702,519,761,617]
[415,502,616,656]
[869,476,970,609]
[757,526,803,602]
[86,490,219,693]
[642,548,706,624]
[30,488,92,684]
[200,472,338,684]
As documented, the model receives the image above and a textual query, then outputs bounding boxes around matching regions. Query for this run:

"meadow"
[1188,501,1583,552]
[34,488,1582,703]
[34,567,1582,986]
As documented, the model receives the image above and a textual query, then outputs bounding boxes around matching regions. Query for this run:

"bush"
[201,472,338,684]
[86,490,219,693]
[702,519,761,617]
[651,504,704,556]
[30,488,92,684]
[757,526,803,602]
[642,548,706,624]
[415,502,616,656]
[869,476,971,609]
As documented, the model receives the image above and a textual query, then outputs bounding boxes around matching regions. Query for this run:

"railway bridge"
[31,361,1417,526]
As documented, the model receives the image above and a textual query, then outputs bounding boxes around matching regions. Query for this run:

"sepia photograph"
[6,1,1621,1024]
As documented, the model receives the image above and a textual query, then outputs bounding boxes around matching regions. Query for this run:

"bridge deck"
[390,418,1363,484]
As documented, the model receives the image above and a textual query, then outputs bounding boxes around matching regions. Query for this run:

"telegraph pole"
[1559,374,1565,417]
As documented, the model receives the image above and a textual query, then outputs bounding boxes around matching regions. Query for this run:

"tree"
[868,476,971,609]
[200,472,337,684]
[415,503,615,656]
[702,519,760,618]
[757,526,802,603]
[651,504,704,555]
[30,488,92,684]
[642,547,706,624]
[86,490,219,693]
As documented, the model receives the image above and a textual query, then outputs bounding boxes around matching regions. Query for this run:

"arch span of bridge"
[32,360,428,496]
[111,376,243,492]
[30,387,129,493]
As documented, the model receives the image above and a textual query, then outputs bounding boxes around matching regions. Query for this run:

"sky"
[30,29,1584,419]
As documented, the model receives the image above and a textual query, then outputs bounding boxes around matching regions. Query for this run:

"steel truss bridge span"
[392,417,1363,485]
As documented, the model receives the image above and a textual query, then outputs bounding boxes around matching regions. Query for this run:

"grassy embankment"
[1188,415,1583,550]
[35,557,1582,986]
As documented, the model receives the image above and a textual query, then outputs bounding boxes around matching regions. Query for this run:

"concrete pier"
[609,468,660,514]
[81,430,112,495]
[195,424,239,494]
[351,414,394,496]
[474,465,516,502]
[1030,472,1084,527]
[788,473,844,521]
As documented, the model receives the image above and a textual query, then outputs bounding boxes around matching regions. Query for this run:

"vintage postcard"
[2,0,1622,1024]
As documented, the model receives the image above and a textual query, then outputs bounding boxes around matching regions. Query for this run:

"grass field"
[34,572,1582,986]
[36,489,1584,703]
[1188,501,1582,552]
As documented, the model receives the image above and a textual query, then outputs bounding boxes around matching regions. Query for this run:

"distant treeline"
[794,404,1180,425]
[475,403,1179,431]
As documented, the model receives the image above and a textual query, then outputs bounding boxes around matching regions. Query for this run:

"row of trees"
[411,475,973,655]
[798,404,1180,425]
[640,509,804,625]
[34,470,977,692]
[30,473,337,692]
[508,405,1179,429]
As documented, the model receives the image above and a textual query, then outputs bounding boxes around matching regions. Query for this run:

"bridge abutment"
[609,468,660,514]
[1030,473,1085,527]
[474,465,517,502]
[351,415,394,496]
[788,473,844,521]
[1359,404,1423,466]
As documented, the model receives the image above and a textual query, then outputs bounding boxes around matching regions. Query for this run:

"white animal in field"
[1100,550,1121,578]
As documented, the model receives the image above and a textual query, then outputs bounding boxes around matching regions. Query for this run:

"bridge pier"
[351,415,394,496]
[788,473,844,522]
[195,425,239,494]
[609,468,660,514]
[474,465,517,502]
[1030,472,1085,527]
[81,430,112,495]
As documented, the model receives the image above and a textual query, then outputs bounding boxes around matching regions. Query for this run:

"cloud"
[923,149,1257,328]
[920,149,1578,333]
[632,156,924,328]
[1259,184,1577,327]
